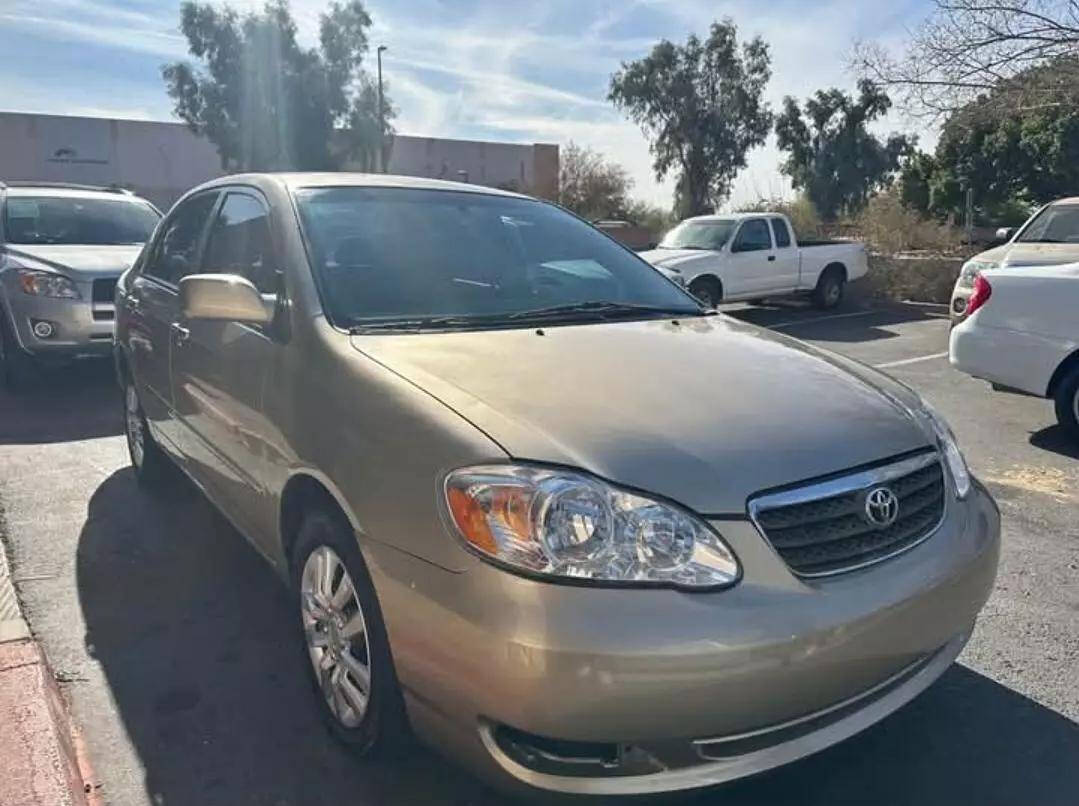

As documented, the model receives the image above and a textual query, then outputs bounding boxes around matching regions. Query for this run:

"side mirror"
[995,227,1016,242]
[180,274,271,325]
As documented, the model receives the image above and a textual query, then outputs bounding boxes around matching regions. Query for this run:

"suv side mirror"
[995,227,1016,242]
[180,274,271,325]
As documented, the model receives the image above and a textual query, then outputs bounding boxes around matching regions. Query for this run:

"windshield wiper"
[505,300,700,321]
[657,244,706,250]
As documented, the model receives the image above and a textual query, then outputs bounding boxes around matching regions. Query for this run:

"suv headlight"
[957,260,996,289]
[17,269,80,299]
[914,402,971,499]
[444,464,740,590]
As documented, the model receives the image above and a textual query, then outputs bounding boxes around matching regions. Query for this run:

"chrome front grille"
[749,451,946,577]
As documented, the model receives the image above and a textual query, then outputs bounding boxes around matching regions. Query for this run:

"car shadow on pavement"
[77,468,1079,806]
[1029,425,1079,460]
[724,301,948,345]
[0,360,121,444]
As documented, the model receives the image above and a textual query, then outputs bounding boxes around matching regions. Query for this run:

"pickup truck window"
[1015,203,1079,244]
[732,219,772,252]
[769,217,792,248]
[657,220,736,250]
[295,187,700,328]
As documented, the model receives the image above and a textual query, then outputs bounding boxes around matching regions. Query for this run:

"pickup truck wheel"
[813,269,845,310]
[1053,366,1079,436]
[124,380,169,486]
[292,508,411,757]
[0,314,36,393]
[689,277,722,309]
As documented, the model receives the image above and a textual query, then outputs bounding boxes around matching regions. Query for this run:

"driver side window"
[202,192,278,294]
[733,219,773,252]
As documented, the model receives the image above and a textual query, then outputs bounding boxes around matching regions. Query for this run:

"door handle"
[170,322,190,346]
[767,255,776,261]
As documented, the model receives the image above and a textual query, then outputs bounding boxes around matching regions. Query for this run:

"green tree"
[609,20,773,218]
[557,142,633,220]
[162,0,393,172]
[900,61,1079,223]
[775,80,914,221]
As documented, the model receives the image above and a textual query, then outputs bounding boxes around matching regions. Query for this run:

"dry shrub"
[855,191,963,255]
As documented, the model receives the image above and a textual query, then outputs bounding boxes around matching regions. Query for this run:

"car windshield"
[658,220,737,250]
[3,196,160,245]
[294,187,701,329]
[1015,204,1079,243]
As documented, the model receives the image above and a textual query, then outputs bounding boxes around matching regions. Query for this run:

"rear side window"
[145,193,218,285]
[202,193,277,293]
[770,217,791,248]
[734,219,772,252]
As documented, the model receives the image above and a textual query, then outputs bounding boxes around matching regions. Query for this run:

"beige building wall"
[0,111,559,210]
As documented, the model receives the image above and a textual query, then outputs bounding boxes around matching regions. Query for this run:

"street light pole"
[377,45,387,173]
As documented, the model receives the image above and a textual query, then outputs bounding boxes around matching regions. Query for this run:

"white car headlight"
[17,269,80,299]
[444,464,740,590]
[914,402,971,499]
[957,260,996,289]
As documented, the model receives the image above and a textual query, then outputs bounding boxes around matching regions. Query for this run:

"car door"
[125,191,218,452]
[768,217,800,291]
[726,218,777,297]
[169,189,285,551]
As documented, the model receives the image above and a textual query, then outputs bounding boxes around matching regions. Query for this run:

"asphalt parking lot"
[0,300,1076,806]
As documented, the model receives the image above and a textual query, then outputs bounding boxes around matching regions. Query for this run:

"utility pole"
[377,45,387,173]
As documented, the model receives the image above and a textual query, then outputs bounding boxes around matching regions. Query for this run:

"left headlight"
[17,269,80,299]
[444,464,740,590]
[914,401,971,499]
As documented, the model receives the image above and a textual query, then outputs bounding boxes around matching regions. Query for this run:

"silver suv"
[0,181,160,390]
[116,173,1000,798]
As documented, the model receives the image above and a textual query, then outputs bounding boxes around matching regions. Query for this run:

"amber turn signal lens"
[446,486,498,553]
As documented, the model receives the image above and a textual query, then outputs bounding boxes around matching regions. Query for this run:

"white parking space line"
[874,352,949,369]
[770,310,881,329]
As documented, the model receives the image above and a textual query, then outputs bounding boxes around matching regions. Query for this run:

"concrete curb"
[0,544,89,806]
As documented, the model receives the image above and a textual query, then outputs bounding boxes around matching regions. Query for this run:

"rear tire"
[1053,366,1079,437]
[813,267,846,310]
[0,313,36,393]
[291,506,411,757]
[689,277,722,309]
[124,379,169,486]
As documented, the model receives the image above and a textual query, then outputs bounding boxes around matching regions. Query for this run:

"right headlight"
[17,268,80,299]
[957,260,997,289]
[444,464,740,590]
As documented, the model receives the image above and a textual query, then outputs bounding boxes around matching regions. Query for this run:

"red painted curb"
[0,639,89,806]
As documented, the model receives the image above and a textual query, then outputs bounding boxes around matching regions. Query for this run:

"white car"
[640,212,868,309]
[949,263,1079,435]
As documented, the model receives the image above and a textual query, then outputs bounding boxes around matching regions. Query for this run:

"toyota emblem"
[864,487,899,528]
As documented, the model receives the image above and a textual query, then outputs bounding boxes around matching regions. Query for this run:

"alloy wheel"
[300,546,372,729]
[125,384,145,469]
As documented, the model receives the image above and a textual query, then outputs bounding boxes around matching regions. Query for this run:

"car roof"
[1050,197,1079,206]
[682,212,776,223]
[197,172,529,199]
[2,185,150,203]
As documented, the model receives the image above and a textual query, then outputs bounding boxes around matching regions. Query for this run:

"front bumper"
[0,276,116,360]
[363,480,1000,796]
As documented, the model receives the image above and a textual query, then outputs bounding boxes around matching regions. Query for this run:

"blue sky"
[0,0,934,207]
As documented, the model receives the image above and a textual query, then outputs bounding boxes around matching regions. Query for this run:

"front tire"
[813,267,846,310]
[1053,366,1079,437]
[689,277,722,309]
[0,314,36,393]
[291,507,410,756]
[124,379,168,485]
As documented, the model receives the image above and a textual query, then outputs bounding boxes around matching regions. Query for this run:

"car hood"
[975,242,1079,268]
[351,316,932,513]
[2,244,143,280]
[639,247,723,270]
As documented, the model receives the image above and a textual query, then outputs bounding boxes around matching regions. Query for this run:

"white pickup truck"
[640,212,868,309]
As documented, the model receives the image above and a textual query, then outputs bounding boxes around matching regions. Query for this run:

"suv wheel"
[124,380,168,485]
[1053,365,1079,437]
[0,315,35,393]
[292,507,410,756]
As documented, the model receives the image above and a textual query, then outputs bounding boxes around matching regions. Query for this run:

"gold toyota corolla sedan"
[115,174,1000,798]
